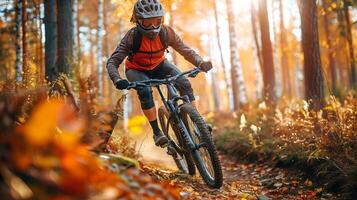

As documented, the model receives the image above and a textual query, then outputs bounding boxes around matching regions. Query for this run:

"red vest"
[125,36,165,71]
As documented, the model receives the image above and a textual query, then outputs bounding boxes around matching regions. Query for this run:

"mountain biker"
[106,0,213,147]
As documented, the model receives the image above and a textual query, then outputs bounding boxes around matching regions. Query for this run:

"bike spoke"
[200,148,215,177]
[187,116,215,179]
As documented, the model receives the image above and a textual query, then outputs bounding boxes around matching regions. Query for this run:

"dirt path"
[126,127,339,199]
[142,154,339,200]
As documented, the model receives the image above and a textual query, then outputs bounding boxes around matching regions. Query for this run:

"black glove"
[115,79,130,90]
[199,61,213,72]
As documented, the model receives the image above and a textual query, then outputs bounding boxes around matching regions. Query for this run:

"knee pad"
[137,87,155,110]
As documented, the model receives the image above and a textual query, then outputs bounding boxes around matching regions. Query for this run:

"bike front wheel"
[158,106,196,175]
[180,103,223,188]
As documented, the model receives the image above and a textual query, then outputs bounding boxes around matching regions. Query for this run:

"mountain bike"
[127,68,223,188]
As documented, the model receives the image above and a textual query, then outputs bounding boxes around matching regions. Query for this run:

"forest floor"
[142,154,340,200]
[129,132,339,200]
[129,131,340,200]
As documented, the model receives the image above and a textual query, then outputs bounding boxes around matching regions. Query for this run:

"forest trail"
[128,125,340,199]
[141,153,339,200]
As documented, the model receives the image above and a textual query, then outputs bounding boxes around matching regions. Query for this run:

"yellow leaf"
[128,115,147,135]
[54,132,80,152]
[33,155,58,169]
[331,2,337,9]
[324,105,333,111]
[22,100,65,147]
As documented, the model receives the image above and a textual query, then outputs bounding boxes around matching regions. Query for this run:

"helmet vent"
[135,0,164,18]
[144,6,151,12]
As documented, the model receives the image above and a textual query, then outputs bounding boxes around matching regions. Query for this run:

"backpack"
[128,26,169,61]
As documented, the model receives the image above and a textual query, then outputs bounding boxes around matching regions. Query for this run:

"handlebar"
[126,67,202,90]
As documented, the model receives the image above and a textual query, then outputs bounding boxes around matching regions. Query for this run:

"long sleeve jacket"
[106,25,204,83]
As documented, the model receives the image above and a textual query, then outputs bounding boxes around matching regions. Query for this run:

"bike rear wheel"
[180,103,223,188]
[158,106,196,175]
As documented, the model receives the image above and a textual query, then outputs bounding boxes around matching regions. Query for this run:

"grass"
[213,94,357,198]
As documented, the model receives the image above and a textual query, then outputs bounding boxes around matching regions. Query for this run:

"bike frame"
[125,68,223,188]
[156,83,198,154]
[126,68,202,154]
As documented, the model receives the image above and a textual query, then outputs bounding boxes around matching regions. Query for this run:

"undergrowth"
[213,94,357,198]
[0,77,179,199]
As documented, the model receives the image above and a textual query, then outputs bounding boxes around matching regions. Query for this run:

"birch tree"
[226,0,248,111]
[250,1,263,72]
[270,0,282,98]
[213,0,231,110]
[166,0,178,65]
[97,0,104,97]
[35,1,44,84]
[15,0,22,82]
[209,34,221,110]
[22,0,28,85]
[73,0,81,60]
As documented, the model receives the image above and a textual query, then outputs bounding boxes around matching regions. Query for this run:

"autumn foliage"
[0,83,179,199]
[213,95,357,198]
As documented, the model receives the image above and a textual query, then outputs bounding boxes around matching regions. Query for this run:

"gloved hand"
[115,79,130,90]
[199,61,213,72]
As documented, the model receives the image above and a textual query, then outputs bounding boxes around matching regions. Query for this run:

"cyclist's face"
[139,17,163,29]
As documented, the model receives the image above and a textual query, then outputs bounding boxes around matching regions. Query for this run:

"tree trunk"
[103,0,112,104]
[167,0,177,65]
[15,0,22,82]
[322,0,337,94]
[57,0,74,75]
[89,30,96,75]
[208,35,221,111]
[35,1,44,84]
[251,1,263,100]
[226,0,248,111]
[279,0,292,97]
[213,0,231,110]
[76,0,81,60]
[270,0,282,98]
[336,6,348,86]
[73,0,80,59]
[343,2,356,86]
[299,0,324,110]
[258,0,276,104]
[97,0,104,98]
[250,1,263,73]
[44,0,57,82]
[253,51,263,100]
[103,0,109,59]
[22,0,28,85]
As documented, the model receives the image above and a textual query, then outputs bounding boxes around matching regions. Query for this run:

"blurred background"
[0,0,357,199]
[0,0,355,116]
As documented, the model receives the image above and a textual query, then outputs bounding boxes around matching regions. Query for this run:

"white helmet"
[133,0,165,39]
